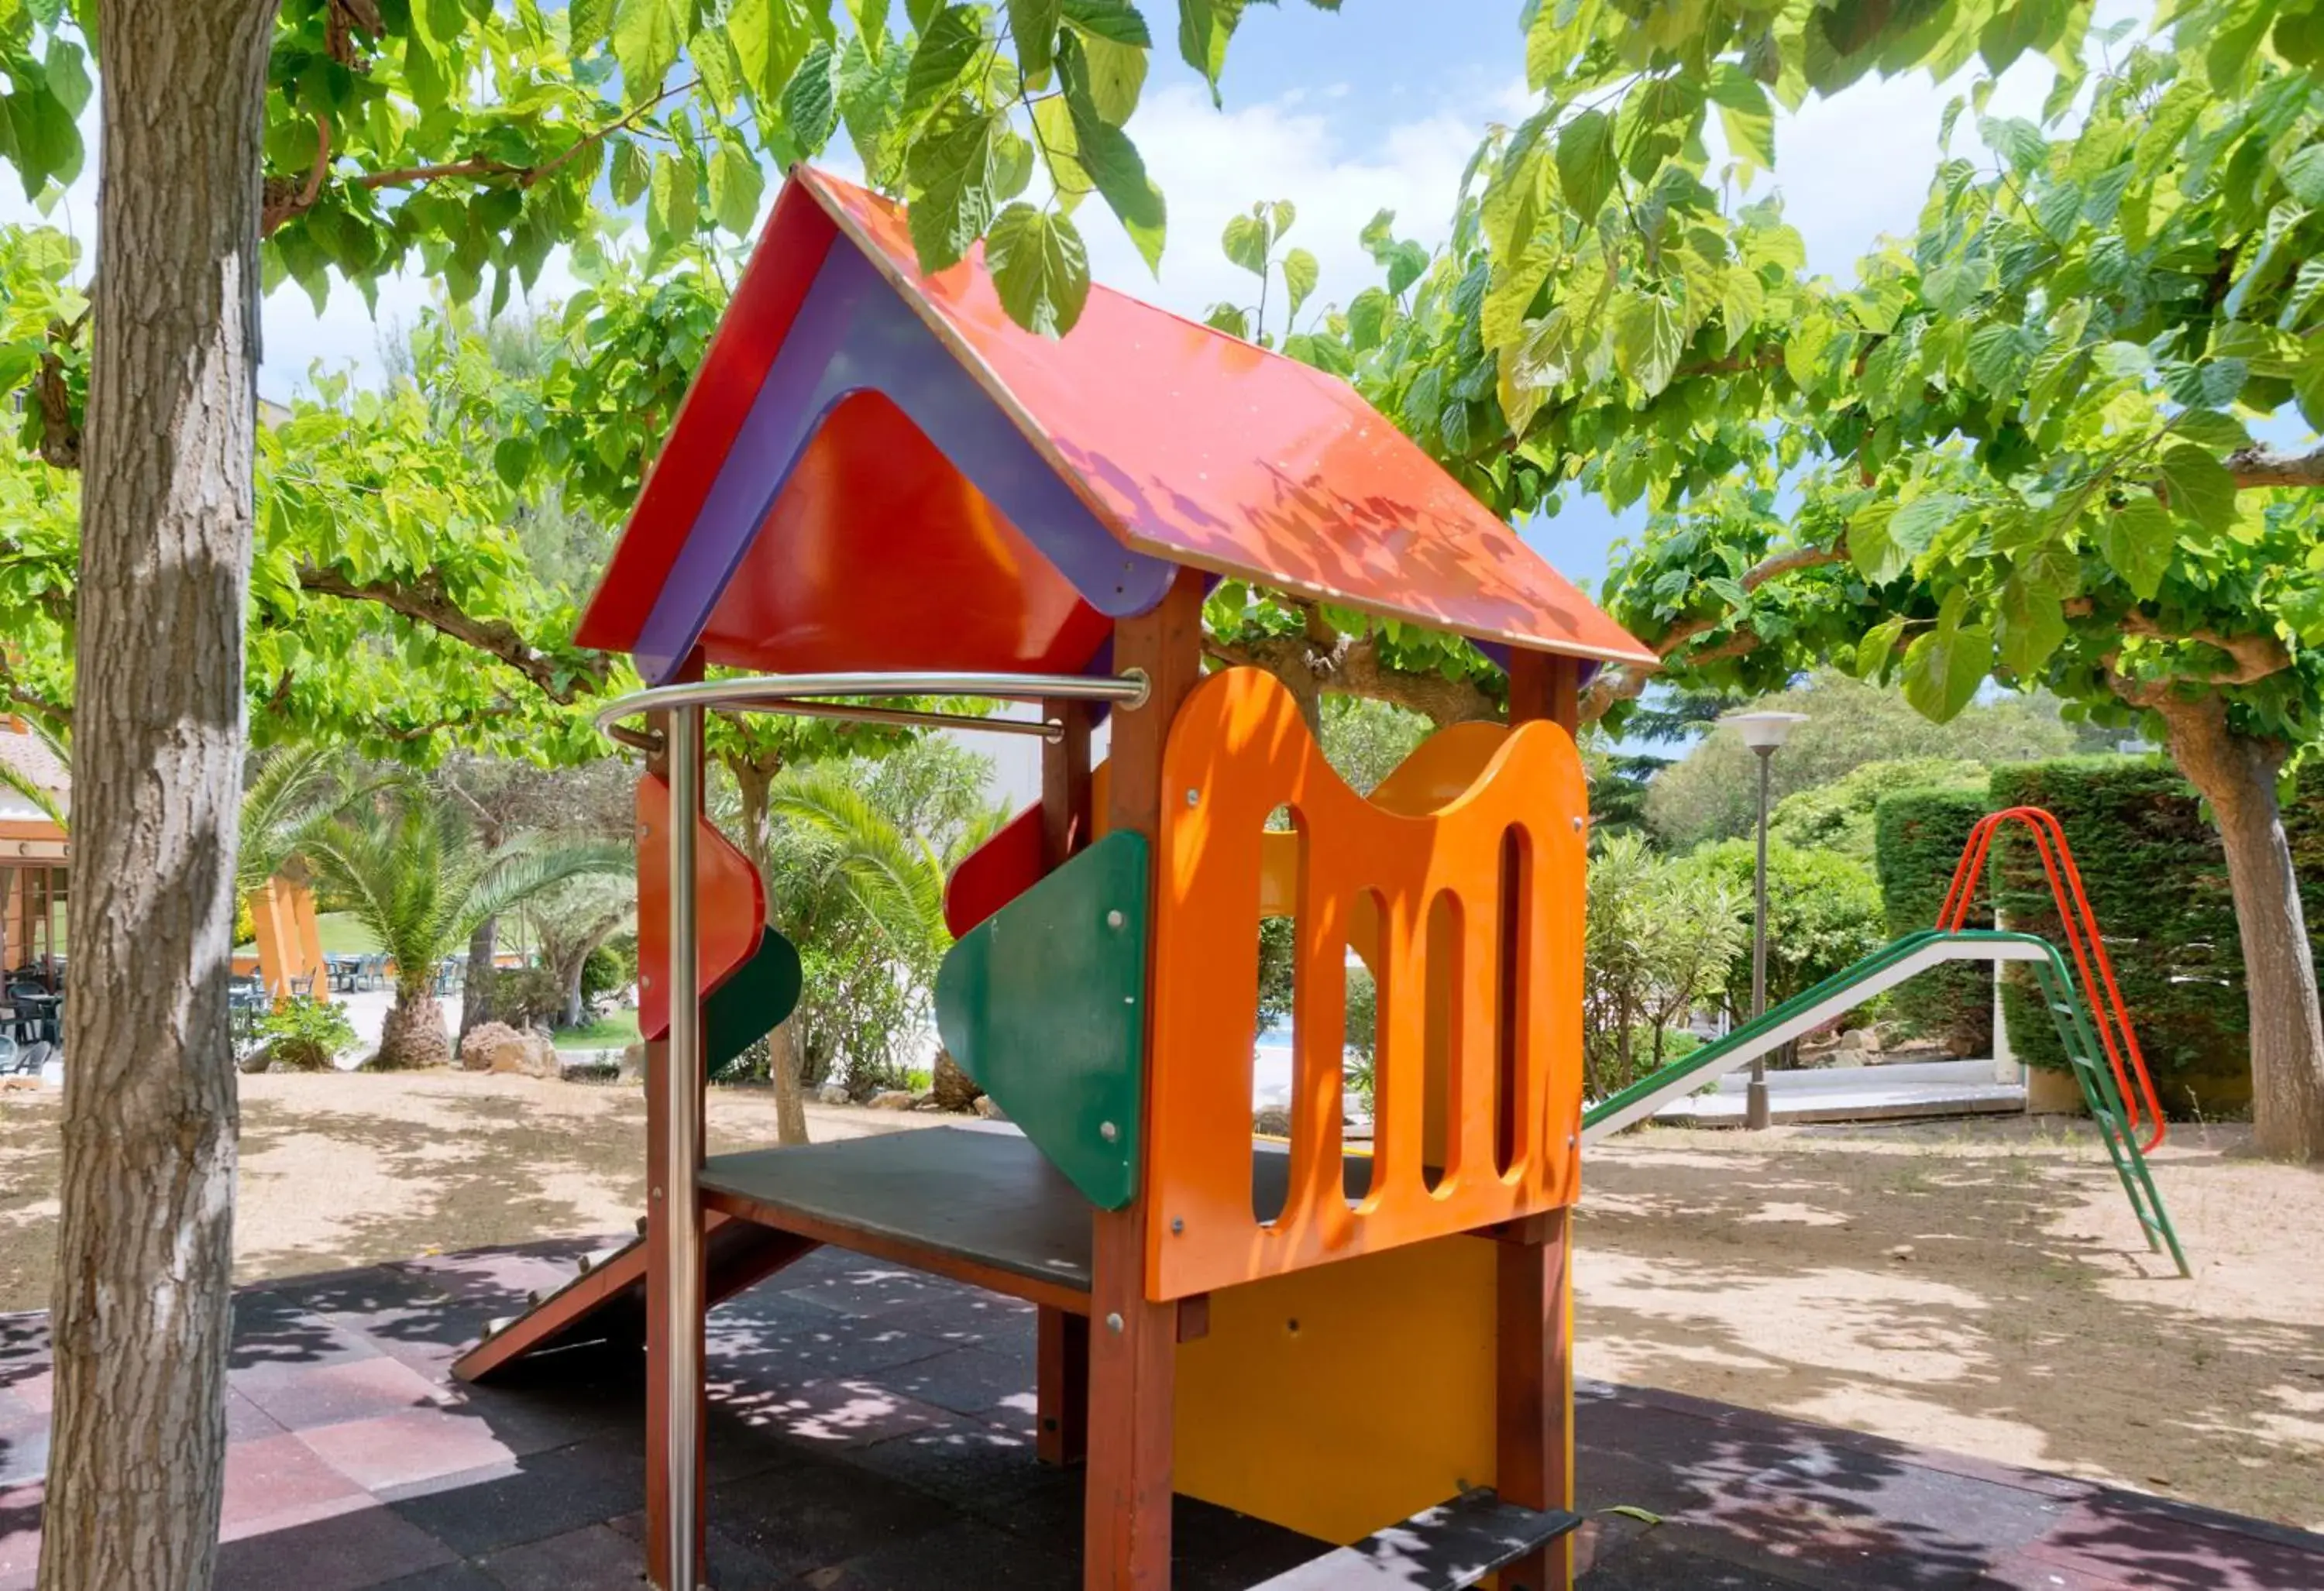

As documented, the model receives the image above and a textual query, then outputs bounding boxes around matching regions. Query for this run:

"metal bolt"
[1099,1121,1119,1143]
[640,974,653,988]
[1106,909,1125,930]
[1171,1218,1184,1235]
[1184,788,1199,806]
[651,1186,664,1201]
[637,822,651,839]
[1572,816,1584,833]
[1568,1133,1579,1148]
[1105,1312,1124,1333]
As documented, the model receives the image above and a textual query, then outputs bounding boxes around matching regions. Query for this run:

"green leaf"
[493,435,535,490]
[1902,597,1992,724]
[1707,64,1774,169]
[1061,37,1166,271]
[2170,410,2253,452]
[1346,286,1393,352]
[986,202,1091,335]
[2096,496,2174,600]
[1996,571,2067,676]
[1611,292,1682,398]
[569,0,616,52]
[782,42,841,152]
[1281,246,1318,322]
[731,0,816,105]
[905,4,985,116]
[1717,266,1764,355]
[1009,0,1063,84]
[6,81,78,194]
[1555,109,1618,220]
[1176,0,1243,105]
[1061,0,1153,46]
[647,147,699,242]
[1222,209,1270,276]
[1855,614,1907,679]
[610,137,651,206]
[612,0,682,100]
[710,143,766,235]
[2280,143,2324,208]
[906,101,1021,272]
[2157,443,2237,534]
[1979,115,2047,172]
[1204,302,1251,338]
[1061,0,1150,122]
[41,38,88,120]
[693,23,744,115]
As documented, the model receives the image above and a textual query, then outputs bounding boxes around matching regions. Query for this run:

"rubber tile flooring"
[2,1238,2319,1589]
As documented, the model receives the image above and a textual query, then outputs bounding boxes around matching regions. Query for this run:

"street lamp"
[1727,710,1810,1130]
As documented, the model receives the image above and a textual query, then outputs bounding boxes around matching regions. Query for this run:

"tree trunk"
[373,988,452,1071]
[460,915,497,1037]
[2156,697,2324,1160]
[768,1016,810,1145]
[40,9,279,1590]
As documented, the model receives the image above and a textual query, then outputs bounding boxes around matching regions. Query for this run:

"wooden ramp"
[451,1211,816,1383]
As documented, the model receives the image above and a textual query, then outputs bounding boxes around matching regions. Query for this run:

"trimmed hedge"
[1872,785,1995,1055]
[1984,758,2302,1116]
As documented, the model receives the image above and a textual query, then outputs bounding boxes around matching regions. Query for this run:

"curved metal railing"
[592,669,1151,743]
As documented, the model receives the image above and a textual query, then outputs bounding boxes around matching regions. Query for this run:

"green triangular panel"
[705,930,803,1075]
[934,831,1149,1211]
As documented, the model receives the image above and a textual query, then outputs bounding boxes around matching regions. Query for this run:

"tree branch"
[1202,629,1501,727]
[2227,442,2324,490]
[294,563,613,706]
[1576,541,1847,722]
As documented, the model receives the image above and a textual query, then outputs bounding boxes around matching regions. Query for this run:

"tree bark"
[767,1017,810,1145]
[2155,696,2324,1160]
[460,915,497,1037]
[40,8,279,1590]
[374,988,453,1071]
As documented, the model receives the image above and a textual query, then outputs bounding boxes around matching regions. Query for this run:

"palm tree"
[762,768,1009,1131]
[0,719,69,828]
[301,792,628,1069]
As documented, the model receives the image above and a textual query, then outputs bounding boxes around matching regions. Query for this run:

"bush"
[1872,785,1996,1055]
[581,937,633,1012]
[1587,835,1747,1097]
[1772,758,1987,860]
[1672,839,1887,1028]
[1985,758,2267,1113]
[247,995,357,1073]
[480,964,563,1029]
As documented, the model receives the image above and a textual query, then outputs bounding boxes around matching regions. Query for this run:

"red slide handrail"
[1937,806,2166,1151]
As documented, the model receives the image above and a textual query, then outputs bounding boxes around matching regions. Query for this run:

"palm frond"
[0,758,65,829]
[765,769,947,954]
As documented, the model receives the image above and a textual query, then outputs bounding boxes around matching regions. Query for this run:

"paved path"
[3,1241,2318,1589]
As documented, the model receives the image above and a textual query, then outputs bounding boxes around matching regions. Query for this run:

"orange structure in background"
[244,877,325,998]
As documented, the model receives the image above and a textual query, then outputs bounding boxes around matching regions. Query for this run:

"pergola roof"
[576,166,1653,684]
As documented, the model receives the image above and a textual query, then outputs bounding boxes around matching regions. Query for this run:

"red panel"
[576,184,838,653]
[806,173,1657,668]
[695,390,1116,676]
[943,800,1047,940]
[635,775,765,1041]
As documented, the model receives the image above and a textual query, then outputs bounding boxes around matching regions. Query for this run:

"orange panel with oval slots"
[1143,668,1587,1302]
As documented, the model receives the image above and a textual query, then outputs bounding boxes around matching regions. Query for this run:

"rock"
[459,1021,560,1079]
[815,1081,852,1105]
[1253,1106,1292,1138]
[620,1042,648,1082]
[868,1089,917,1111]
[973,1094,1007,1121]
[1886,1244,1915,1262]
[0,1075,38,1092]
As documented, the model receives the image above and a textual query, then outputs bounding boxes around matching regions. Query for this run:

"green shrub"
[1772,758,1988,860]
[1671,839,1887,1026]
[480,964,564,1029]
[1985,758,2261,1113]
[1872,785,1995,1055]
[580,939,632,1012]
[250,995,358,1073]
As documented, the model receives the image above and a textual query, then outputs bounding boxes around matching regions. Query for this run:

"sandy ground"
[2,1076,2319,1529]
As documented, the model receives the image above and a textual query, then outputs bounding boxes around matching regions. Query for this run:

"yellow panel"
[1174,1233,1498,1545]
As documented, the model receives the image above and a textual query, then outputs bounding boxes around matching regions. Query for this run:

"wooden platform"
[701,1124,1379,1315]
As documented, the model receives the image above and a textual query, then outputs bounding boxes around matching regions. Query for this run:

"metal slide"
[1580,928,2189,1276]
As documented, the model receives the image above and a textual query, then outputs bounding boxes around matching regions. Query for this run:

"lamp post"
[1727,710,1809,1130]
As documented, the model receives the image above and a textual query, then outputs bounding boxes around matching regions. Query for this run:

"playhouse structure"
[456,166,1659,1590]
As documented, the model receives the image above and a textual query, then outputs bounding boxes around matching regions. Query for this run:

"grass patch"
[553,1008,641,1050]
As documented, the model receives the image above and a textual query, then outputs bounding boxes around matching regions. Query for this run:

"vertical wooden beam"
[1497,646,1579,1591]
[1038,695,1095,1466]
[1085,568,1205,1590]
[645,655,707,1591]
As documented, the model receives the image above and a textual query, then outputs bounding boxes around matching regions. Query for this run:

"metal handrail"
[592,669,1151,743]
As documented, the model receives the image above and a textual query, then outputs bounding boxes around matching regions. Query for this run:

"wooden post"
[1085,569,1205,1589]
[645,657,708,1590]
[1497,648,1580,1591]
[1038,695,1095,1467]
